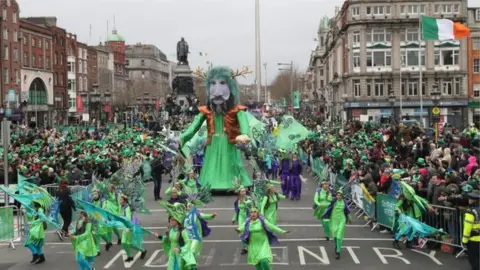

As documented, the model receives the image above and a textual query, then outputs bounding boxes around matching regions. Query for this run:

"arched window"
[84,77,87,91]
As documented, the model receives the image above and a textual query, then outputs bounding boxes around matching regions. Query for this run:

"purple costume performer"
[279,159,291,197]
[289,159,302,200]
[271,156,279,179]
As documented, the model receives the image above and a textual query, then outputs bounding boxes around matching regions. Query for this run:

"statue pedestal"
[172,64,194,110]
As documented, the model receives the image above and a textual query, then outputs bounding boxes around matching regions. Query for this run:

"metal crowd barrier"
[0,205,23,250]
[419,204,467,258]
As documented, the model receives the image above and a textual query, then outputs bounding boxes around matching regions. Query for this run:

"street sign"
[432,107,440,115]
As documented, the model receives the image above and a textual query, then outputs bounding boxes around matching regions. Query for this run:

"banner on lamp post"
[292,90,300,109]
[0,207,14,241]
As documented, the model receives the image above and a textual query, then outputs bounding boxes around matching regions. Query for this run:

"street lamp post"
[431,83,441,145]
[388,88,396,123]
[263,62,267,104]
[254,0,262,102]
[278,61,294,114]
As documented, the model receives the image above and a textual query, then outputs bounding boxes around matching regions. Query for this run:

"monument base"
[172,64,195,110]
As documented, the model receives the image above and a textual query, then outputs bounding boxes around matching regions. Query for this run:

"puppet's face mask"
[209,78,230,105]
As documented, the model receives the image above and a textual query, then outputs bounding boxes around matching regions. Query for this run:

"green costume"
[23,208,46,258]
[71,221,97,267]
[313,187,333,238]
[92,199,113,253]
[329,200,350,254]
[260,193,285,225]
[185,211,215,257]
[181,113,251,190]
[179,178,199,194]
[121,205,146,257]
[238,218,287,269]
[159,228,196,270]
[233,196,252,250]
[104,191,122,241]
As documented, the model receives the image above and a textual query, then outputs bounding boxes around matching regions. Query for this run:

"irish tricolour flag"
[421,15,470,40]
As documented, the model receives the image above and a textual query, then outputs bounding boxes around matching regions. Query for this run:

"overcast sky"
[18,0,341,84]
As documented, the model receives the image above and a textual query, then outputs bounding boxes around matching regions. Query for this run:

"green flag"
[293,90,300,109]
[281,97,287,107]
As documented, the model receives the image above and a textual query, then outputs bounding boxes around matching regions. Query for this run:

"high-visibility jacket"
[462,206,480,244]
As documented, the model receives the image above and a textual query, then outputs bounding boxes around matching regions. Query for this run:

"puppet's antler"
[231,66,252,78]
[193,67,208,80]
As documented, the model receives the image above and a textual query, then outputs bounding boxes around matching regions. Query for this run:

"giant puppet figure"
[180,66,252,190]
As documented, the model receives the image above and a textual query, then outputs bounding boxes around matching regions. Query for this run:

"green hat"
[417,158,426,166]
[462,184,473,193]
[160,201,186,224]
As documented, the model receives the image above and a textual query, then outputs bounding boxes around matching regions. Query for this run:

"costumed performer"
[232,186,253,255]
[91,190,113,255]
[69,211,97,270]
[120,195,148,262]
[313,181,333,240]
[180,66,252,191]
[104,184,122,244]
[184,202,216,259]
[289,152,303,200]
[154,203,197,270]
[322,190,351,260]
[23,202,47,264]
[279,151,291,197]
[237,207,289,270]
[179,169,201,194]
[260,184,285,225]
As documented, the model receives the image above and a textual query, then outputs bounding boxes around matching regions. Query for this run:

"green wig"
[205,66,240,104]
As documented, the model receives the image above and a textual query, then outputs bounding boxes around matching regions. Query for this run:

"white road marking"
[0,237,392,246]
[300,175,308,183]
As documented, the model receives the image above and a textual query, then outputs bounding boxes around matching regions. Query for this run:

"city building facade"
[0,0,21,121]
[106,29,127,106]
[467,7,480,126]
[310,0,470,128]
[20,18,53,127]
[22,17,67,124]
[125,43,170,106]
[66,32,77,119]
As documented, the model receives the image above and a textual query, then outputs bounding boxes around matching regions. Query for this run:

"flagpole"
[418,15,424,127]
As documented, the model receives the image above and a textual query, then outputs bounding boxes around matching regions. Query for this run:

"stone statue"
[176,37,189,65]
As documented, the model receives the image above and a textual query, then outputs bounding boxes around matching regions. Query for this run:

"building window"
[12,11,16,23]
[476,9,480,21]
[23,52,28,66]
[353,52,360,67]
[45,41,49,49]
[353,80,361,97]
[54,53,58,65]
[435,4,458,14]
[400,5,425,15]
[54,73,57,85]
[400,28,419,42]
[29,90,47,105]
[39,56,43,67]
[68,61,75,73]
[31,37,35,47]
[78,61,82,73]
[366,50,391,67]
[84,77,87,91]
[68,79,76,91]
[60,73,64,86]
[374,79,385,96]
[473,38,480,50]
[32,54,36,67]
[2,8,6,21]
[352,31,360,44]
[366,6,391,15]
[141,59,145,66]
[3,68,8,83]
[79,77,83,91]
[126,59,129,66]
[351,7,359,16]
[401,49,425,66]
[406,79,419,96]
[474,84,480,97]
[434,48,459,66]
[60,53,64,65]
[15,69,18,84]
[83,61,87,74]
[366,79,372,96]
[13,47,17,62]
[3,28,7,40]
[38,39,42,48]
[23,35,27,45]
[69,97,76,109]
[366,28,391,43]
[3,45,8,60]
[13,30,17,42]
[474,59,480,73]
[46,56,50,69]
